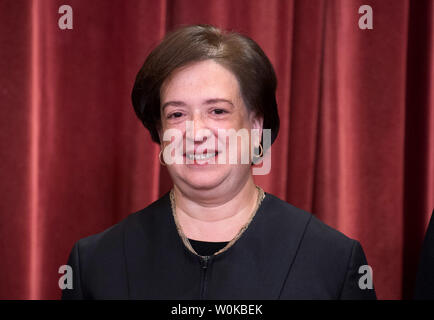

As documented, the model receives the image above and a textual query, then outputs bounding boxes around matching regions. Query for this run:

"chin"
[183,171,227,190]
[170,165,230,191]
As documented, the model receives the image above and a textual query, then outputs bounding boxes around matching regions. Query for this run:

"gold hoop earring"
[254,143,263,158]
[159,149,166,166]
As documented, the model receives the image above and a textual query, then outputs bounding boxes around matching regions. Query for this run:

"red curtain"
[0,0,433,300]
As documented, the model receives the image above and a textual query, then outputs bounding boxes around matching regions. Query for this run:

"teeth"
[186,153,216,160]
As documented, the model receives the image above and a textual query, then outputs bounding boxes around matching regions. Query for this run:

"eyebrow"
[161,98,235,110]
[161,101,186,110]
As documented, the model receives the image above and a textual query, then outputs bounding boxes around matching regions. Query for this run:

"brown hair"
[131,24,279,147]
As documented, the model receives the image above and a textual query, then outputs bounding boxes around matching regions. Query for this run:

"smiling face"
[159,59,263,194]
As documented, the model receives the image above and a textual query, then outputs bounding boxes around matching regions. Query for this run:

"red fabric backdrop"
[0,0,433,299]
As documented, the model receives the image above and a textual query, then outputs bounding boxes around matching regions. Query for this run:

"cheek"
[160,120,186,140]
[219,113,250,131]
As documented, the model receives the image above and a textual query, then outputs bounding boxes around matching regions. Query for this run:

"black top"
[62,191,377,299]
[187,238,229,256]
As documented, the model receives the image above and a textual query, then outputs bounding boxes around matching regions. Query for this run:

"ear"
[250,112,264,148]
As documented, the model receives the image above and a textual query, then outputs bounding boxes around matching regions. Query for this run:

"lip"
[183,147,218,154]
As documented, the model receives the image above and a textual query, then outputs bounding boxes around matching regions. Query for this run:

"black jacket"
[62,191,376,299]
[414,210,434,299]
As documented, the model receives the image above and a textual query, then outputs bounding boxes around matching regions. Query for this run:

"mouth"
[183,150,219,163]
[185,152,217,161]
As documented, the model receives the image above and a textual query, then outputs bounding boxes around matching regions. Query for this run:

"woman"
[62,25,376,300]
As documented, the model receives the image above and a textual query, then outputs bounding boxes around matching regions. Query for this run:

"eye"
[211,108,228,115]
[167,112,184,119]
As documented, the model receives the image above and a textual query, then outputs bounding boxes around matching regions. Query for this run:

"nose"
[186,112,213,143]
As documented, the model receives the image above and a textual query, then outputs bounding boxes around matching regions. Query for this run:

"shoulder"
[262,193,375,299]
[63,193,172,299]
[261,192,360,278]
[72,192,170,264]
[263,192,355,249]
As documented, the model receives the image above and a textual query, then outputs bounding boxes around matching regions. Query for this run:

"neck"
[173,176,259,242]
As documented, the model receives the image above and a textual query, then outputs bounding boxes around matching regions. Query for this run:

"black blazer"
[62,191,376,299]
[414,210,434,299]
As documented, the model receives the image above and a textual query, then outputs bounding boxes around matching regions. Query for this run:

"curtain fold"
[0,0,432,299]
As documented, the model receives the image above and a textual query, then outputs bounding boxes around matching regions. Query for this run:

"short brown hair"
[131,24,279,147]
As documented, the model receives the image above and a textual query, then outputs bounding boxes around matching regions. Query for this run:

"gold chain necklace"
[170,185,265,257]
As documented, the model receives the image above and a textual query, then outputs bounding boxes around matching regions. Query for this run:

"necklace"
[169,185,266,257]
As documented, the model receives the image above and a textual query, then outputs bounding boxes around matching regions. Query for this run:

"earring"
[253,143,263,158]
[159,149,166,166]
